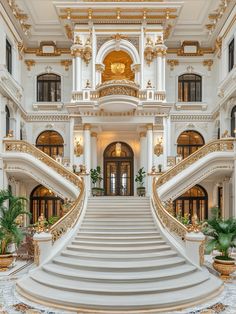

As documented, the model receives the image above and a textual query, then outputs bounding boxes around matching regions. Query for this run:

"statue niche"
[102,50,134,82]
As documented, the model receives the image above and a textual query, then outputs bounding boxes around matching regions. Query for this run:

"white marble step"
[73,236,163,243]
[42,262,198,282]
[17,276,222,310]
[78,231,161,236]
[61,248,178,261]
[30,269,209,294]
[66,244,171,254]
[70,239,166,247]
[52,255,186,272]
[79,226,158,232]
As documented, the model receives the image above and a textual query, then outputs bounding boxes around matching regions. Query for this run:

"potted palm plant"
[90,166,104,196]
[135,167,146,196]
[0,190,29,270]
[202,213,236,279]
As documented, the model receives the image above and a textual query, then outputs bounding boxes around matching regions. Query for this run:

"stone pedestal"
[33,232,52,266]
[185,232,205,267]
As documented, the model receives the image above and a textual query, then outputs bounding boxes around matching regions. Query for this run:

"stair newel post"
[33,214,52,266]
[185,215,205,267]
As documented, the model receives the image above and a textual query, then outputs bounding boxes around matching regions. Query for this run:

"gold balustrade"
[157,138,234,187]
[152,138,234,241]
[4,140,85,242]
[96,79,139,98]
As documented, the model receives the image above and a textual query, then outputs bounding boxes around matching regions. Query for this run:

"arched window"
[231,106,236,137]
[30,185,63,223]
[178,74,202,102]
[174,185,208,221]
[5,106,10,136]
[37,73,61,102]
[177,130,204,159]
[36,130,64,158]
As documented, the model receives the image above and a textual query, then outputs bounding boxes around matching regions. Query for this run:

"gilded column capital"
[155,46,167,57]
[140,132,146,138]
[146,124,153,131]
[71,43,84,57]
[84,123,91,131]
[95,64,105,73]
[91,132,97,138]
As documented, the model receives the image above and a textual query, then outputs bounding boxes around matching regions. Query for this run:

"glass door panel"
[119,162,131,196]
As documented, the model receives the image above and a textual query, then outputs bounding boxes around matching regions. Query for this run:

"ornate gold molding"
[65,24,73,40]
[7,0,31,35]
[84,123,91,130]
[91,132,97,137]
[203,59,213,71]
[24,42,71,56]
[140,132,146,138]
[146,123,153,130]
[167,59,179,71]
[25,59,35,71]
[61,60,72,71]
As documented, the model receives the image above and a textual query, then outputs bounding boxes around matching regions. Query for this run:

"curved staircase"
[17,197,222,313]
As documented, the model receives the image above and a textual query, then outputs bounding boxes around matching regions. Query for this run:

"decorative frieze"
[25,114,70,122]
[171,114,213,122]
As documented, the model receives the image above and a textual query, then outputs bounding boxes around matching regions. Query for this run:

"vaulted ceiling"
[1,0,235,49]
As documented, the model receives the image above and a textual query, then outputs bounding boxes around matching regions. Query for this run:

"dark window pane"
[178,74,202,102]
[37,73,61,102]
[229,38,234,72]
[6,39,12,74]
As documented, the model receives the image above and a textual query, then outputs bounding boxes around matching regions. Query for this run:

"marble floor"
[0,260,236,314]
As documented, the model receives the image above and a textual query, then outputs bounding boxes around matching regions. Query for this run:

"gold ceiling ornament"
[61,60,72,71]
[7,0,31,35]
[65,24,73,40]
[163,24,172,40]
[25,59,36,71]
[215,37,222,58]
[167,59,179,71]
[177,41,203,57]
[102,50,134,82]
[203,59,213,71]
[205,0,232,35]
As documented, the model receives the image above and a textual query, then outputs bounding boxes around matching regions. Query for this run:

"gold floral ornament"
[82,37,92,65]
[144,37,154,66]
[74,138,83,157]
[187,213,201,233]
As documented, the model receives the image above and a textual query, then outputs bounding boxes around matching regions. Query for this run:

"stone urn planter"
[213,257,236,280]
[91,187,104,197]
[137,186,146,197]
[0,254,14,270]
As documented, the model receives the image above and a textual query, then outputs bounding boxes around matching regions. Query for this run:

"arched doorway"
[5,105,10,136]
[36,130,64,158]
[173,185,208,221]
[177,130,204,159]
[30,185,63,224]
[231,106,236,137]
[104,142,134,196]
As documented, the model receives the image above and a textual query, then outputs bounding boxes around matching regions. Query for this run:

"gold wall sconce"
[74,138,83,157]
[154,137,163,156]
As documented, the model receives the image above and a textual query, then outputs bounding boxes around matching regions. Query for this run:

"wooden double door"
[104,159,133,196]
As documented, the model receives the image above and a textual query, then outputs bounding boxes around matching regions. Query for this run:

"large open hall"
[0,0,236,313]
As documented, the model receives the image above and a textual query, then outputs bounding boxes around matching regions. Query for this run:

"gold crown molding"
[167,59,179,71]
[146,123,153,130]
[25,59,36,71]
[140,132,146,138]
[7,0,31,35]
[167,45,214,56]
[206,0,232,35]
[84,123,91,130]
[203,59,213,71]
[61,60,72,71]
[24,45,71,56]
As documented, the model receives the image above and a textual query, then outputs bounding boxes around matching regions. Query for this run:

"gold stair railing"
[152,138,235,241]
[4,140,85,242]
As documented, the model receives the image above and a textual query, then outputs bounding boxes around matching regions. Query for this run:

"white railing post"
[185,232,205,267]
[33,232,52,266]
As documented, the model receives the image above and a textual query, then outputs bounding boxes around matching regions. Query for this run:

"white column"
[84,124,91,195]
[91,132,97,169]
[95,64,104,86]
[163,117,168,169]
[69,118,75,165]
[223,177,230,218]
[156,53,162,92]
[15,109,21,140]
[71,42,83,92]
[162,52,166,92]
[75,55,82,91]
[139,132,146,171]
[146,124,153,173]
[72,57,75,91]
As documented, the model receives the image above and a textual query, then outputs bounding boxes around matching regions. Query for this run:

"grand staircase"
[17,197,222,313]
